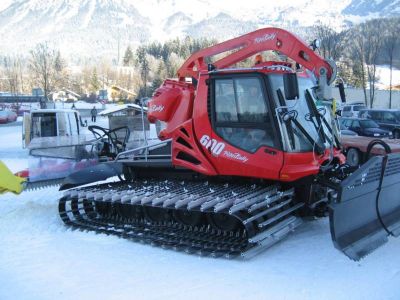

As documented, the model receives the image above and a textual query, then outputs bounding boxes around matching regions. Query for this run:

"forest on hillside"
[0,17,399,105]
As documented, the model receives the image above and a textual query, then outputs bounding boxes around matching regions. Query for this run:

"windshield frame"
[209,72,283,153]
[266,73,336,153]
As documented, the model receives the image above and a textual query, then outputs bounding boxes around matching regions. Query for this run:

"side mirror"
[337,82,346,103]
[283,73,299,100]
[310,39,320,51]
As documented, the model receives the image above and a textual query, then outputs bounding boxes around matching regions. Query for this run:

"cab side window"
[213,77,276,153]
[236,78,268,123]
[31,113,57,138]
[215,79,238,122]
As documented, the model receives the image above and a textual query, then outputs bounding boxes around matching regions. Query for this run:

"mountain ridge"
[0,0,399,60]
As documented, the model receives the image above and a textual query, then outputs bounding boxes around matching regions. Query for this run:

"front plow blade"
[378,154,400,237]
[329,154,400,260]
[59,162,122,191]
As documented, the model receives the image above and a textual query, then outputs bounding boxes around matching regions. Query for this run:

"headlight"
[389,132,393,135]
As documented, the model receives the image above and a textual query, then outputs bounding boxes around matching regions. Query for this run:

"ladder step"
[258,203,304,228]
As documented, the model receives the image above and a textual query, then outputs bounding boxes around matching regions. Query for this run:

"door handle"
[264,148,277,155]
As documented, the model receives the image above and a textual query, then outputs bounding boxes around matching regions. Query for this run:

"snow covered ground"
[1,123,400,300]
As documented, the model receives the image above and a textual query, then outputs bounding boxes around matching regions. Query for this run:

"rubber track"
[59,179,304,258]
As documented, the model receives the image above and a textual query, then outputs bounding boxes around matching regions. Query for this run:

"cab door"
[69,112,80,136]
[205,73,284,180]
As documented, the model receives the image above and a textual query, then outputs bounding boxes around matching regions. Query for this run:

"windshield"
[354,105,366,111]
[268,74,331,152]
[360,120,379,128]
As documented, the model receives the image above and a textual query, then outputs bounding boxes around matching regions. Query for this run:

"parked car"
[0,110,17,124]
[339,117,392,138]
[358,109,400,139]
[341,103,367,117]
[340,135,400,167]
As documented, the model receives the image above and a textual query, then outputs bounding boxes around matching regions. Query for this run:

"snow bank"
[375,65,400,90]
[0,122,400,300]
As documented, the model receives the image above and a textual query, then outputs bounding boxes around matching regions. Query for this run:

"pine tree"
[136,46,150,97]
[123,46,134,66]
[149,76,164,96]
[90,68,101,93]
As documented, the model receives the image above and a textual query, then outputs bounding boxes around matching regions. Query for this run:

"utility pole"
[117,31,120,65]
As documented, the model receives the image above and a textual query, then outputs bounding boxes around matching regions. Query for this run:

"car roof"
[343,103,366,106]
[340,117,371,120]
[359,108,400,112]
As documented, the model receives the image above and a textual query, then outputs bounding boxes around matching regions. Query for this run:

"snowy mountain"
[343,0,400,17]
[0,0,398,60]
[0,0,152,62]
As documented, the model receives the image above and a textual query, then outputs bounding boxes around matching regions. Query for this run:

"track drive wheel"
[173,209,204,226]
[95,202,113,217]
[114,203,142,220]
[207,213,242,231]
[144,206,171,222]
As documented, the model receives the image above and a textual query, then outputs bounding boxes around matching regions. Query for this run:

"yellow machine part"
[0,161,26,195]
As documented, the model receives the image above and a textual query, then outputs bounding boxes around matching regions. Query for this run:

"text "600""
[200,135,225,156]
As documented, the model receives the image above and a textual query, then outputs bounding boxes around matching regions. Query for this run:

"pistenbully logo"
[223,150,248,163]
[149,104,164,112]
[254,33,276,44]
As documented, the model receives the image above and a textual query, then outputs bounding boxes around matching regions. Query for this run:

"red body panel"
[148,80,195,140]
[149,72,342,182]
[171,120,217,176]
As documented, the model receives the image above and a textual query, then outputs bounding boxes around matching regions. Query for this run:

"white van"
[341,103,367,117]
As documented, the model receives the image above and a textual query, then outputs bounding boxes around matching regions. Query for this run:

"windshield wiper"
[305,89,340,148]
[277,89,296,150]
[277,89,325,154]
[305,89,326,144]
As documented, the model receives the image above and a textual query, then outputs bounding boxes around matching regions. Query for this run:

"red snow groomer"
[59,28,400,260]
